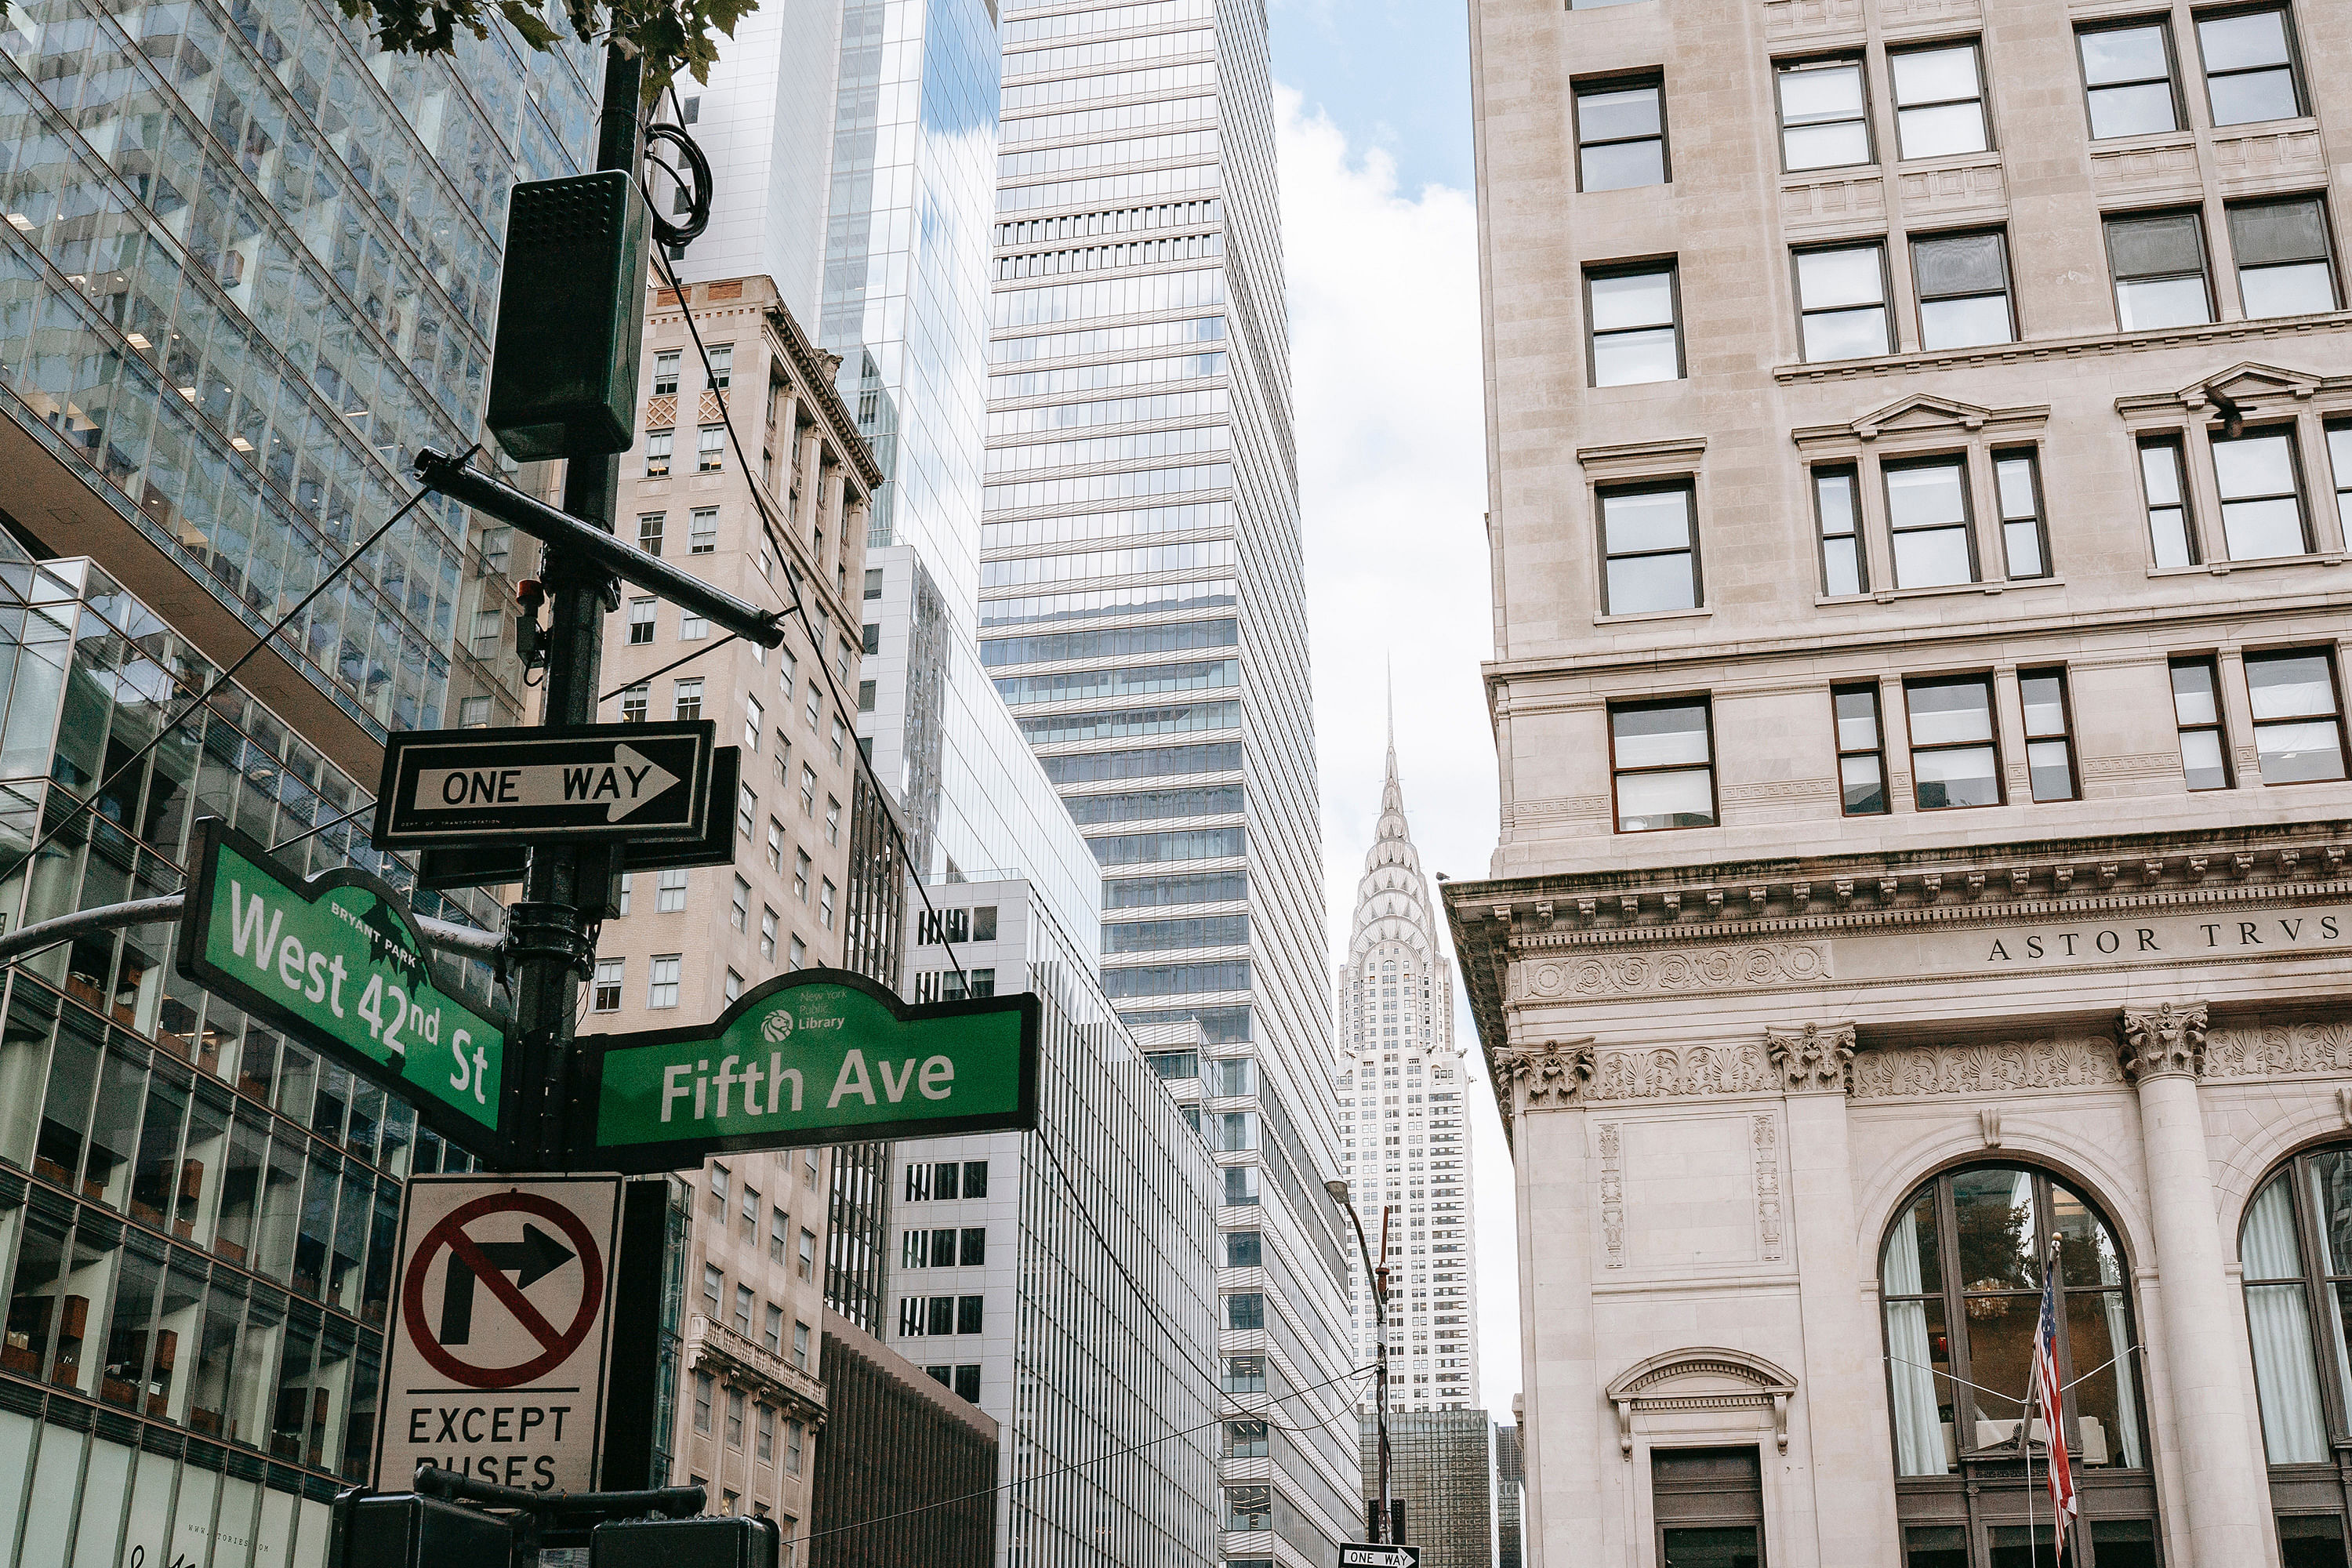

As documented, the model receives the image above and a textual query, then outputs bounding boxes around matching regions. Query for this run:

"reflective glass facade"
[0,545,504,1567]
[982,0,1351,1554]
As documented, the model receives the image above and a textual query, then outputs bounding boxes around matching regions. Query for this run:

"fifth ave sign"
[372,721,715,848]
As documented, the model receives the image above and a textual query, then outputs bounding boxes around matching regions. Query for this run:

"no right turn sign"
[374,1174,622,1493]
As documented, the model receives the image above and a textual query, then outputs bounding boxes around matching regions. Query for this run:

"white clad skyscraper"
[981,0,1356,1558]
[1336,730,1479,1413]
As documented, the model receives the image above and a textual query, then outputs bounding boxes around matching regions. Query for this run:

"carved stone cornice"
[1492,1040,1595,1118]
[2117,1002,2209,1084]
[1766,1022,1856,1094]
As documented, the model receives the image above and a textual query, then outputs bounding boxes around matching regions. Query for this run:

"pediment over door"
[1605,1348,1798,1457]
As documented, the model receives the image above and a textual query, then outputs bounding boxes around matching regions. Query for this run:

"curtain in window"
[1883,1210,1947,1474]
[2244,1175,2330,1462]
[2099,1288,2147,1468]
[2309,1155,2352,1423]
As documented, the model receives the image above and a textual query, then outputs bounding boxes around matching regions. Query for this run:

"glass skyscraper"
[981,0,1352,1557]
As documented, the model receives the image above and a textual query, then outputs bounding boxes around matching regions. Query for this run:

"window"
[731,877,750,931]
[1912,230,2015,349]
[964,1161,988,1197]
[1891,41,1989,158]
[648,956,681,1008]
[1832,684,1890,815]
[801,766,818,815]
[706,343,732,389]
[1575,77,1668,190]
[739,786,757,840]
[1813,466,1867,595]
[805,684,822,732]
[2139,436,2198,567]
[1993,450,2049,578]
[788,935,805,968]
[711,1171,729,1213]
[2214,428,2310,559]
[864,568,884,600]
[628,597,655,644]
[1608,699,1717,832]
[619,873,633,916]
[786,1419,804,1474]
[731,1285,753,1338]
[674,679,703,721]
[459,696,491,727]
[760,909,778,963]
[638,514,666,556]
[819,879,837,930]
[1225,1485,1272,1532]
[1795,243,1890,361]
[1652,1448,1766,1568]
[1884,456,1978,588]
[1224,1293,1265,1330]
[745,696,764,753]
[470,609,503,659]
[793,1320,811,1367]
[2229,196,2339,318]
[1598,482,1699,614]
[2332,425,2352,536]
[2241,1143,2352,1493]
[756,1402,775,1462]
[2245,648,2347,783]
[800,1229,816,1280]
[858,681,876,713]
[681,611,708,641]
[2196,5,2302,125]
[1225,1231,1262,1268]
[645,432,673,478]
[793,851,810,902]
[698,426,725,472]
[1585,263,1682,387]
[825,797,842,845]
[2078,20,2182,137]
[2107,210,2212,328]
[593,959,622,1012]
[953,1365,981,1403]
[1224,1355,1266,1394]
[653,350,681,396]
[2019,667,2080,802]
[829,718,847,764]
[1904,674,2002,809]
[2169,655,2232,790]
[1777,57,1871,170]
[657,868,688,912]
[621,684,649,723]
[1226,1420,1269,1458]
[693,1372,713,1432]
[954,1296,983,1334]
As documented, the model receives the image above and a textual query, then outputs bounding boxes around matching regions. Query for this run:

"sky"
[1269,23,1524,1417]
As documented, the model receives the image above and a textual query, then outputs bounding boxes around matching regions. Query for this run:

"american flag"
[2030,1243,2078,1553]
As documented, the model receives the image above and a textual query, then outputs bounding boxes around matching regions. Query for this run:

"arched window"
[1879,1164,2158,1566]
[2241,1144,2352,1559]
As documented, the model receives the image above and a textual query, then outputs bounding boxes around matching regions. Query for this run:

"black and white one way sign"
[1341,1547,1421,1568]
[373,722,713,847]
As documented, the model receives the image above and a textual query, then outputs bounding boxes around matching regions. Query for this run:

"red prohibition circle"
[401,1190,606,1390]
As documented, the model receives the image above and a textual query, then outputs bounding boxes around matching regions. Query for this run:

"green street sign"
[178,818,515,1165]
[570,970,1040,1174]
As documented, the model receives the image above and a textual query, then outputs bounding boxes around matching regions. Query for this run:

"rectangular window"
[2140,436,2198,566]
[2169,655,2232,790]
[1609,699,1718,832]
[1993,450,2049,578]
[1598,482,1699,614]
[703,1260,724,1308]
[954,1366,981,1403]
[681,611,708,641]
[2019,667,2081,802]
[819,879,837,930]
[793,1321,811,1367]
[645,433,673,479]
[619,873,633,916]
[786,1420,804,1474]
[1891,41,1990,158]
[593,959,622,1012]
[1224,1293,1265,1330]
[2331,425,2352,536]
[789,935,806,968]
[657,867,688,912]
[732,1285,753,1337]
[652,350,681,396]
[1575,77,1668,191]
[955,1296,984,1334]
[2228,196,2339,318]
[760,909,778,963]
[1884,456,1978,588]
[690,507,720,554]
[2196,6,2302,125]
[964,1161,988,1197]
[1904,674,2002,809]
[2213,428,2310,559]
[1777,57,1871,170]
[2107,210,2213,328]
[959,1227,986,1266]
[1813,466,1867,595]
[1653,1447,1765,1568]
[1795,243,1889,361]
[2244,648,2347,783]
[745,696,764,753]
[770,1211,789,1265]
[693,1372,712,1432]
[706,344,732,389]
[864,568,884,600]
[1585,263,1682,387]
[638,514,666,556]
[800,1230,816,1280]
[674,678,703,721]
[858,681,876,713]
[1912,230,2015,349]
[698,426,726,472]
[793,850,810,903]
[1833,684,1890,816]
[621,685,648,723]
[649,956,682,1008]
[738,786,757,840]
[2079,20,2182,137]
[731,877,750,931]
[628,597,655,644]
[756,1402,775,1461]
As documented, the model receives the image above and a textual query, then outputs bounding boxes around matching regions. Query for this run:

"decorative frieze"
[1766,1022,1855,1094]
[1588,1043,1776,1101]
[1600,1123,1625,1268]
[1524,944,1830,998]
[1849,1036,2123,1099]
[2206,1022,2352,1080]
[1754,1116,1784,1261]
[2118,1001,2208,1083]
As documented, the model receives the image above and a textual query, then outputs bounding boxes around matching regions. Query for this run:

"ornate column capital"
[2118,1002,2209,1084]
[1494,1040,1596,1117]
[1766,1022,1857,1094]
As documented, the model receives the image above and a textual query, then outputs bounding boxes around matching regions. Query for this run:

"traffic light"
[485,170,650,460]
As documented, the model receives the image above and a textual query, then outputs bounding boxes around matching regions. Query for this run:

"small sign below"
[373,722,713,848]
[1341,1546,1421,1568]
[376,1174,622,1494]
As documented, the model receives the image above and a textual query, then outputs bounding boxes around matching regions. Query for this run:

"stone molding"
[1493,1039,1595,1116]
[1849,1036,2123,1099]
[1766,1022,1855,1094]
[2205,1022,2352,1080]
[1604,1348,1798,1457]
[1588,1043,1776,1102]
[2118,1002,2209,1083]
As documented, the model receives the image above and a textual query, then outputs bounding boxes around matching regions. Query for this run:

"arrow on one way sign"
[1340,1547,1420,1568]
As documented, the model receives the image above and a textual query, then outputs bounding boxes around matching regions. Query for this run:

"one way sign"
[372,721,714,848]
[1341,1547,1420,1568]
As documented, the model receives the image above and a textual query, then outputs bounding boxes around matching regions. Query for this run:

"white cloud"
[1281,85,1521,1415]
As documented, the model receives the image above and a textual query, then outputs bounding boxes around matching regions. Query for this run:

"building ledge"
[1771,307,2352,383]
[685,1315,828,1425]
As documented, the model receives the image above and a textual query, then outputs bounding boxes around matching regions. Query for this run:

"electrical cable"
[596,631,740,704]
[267,801,374,856]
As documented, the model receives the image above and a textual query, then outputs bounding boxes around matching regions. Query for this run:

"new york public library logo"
[1984,911,2351,964]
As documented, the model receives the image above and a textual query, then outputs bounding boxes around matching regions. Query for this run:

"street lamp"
[1326,1178,1392,1544]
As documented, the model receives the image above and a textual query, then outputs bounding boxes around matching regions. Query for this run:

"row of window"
[904,1160,992,1202]
[699,1261,815,1365]
[902,1226,987,1268]
[1577,9,2308,196]
[688,1371,805,1474]
[706,1163,822,1279]
[1587,191,2338,385]
[1607,648,2346,832]
[898,1294,986,1336]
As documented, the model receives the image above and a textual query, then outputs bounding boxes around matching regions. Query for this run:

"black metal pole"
[508,43,646,1171]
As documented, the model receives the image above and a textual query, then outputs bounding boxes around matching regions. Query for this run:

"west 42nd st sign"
[570,970,1040,1173]
[178,819,514,1163]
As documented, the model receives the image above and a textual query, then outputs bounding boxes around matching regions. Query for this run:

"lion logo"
[760,1010,795,1044]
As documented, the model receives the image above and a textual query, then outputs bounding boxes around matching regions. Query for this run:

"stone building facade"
[1451,0,2352,1563]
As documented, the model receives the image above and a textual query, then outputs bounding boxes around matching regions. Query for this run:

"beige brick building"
[1447,0,2352,1564]
[583,274,880,1530]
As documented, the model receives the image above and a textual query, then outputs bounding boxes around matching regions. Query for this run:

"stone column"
[1766,1023,1901,1566]
[2117,1001,2267,1563]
